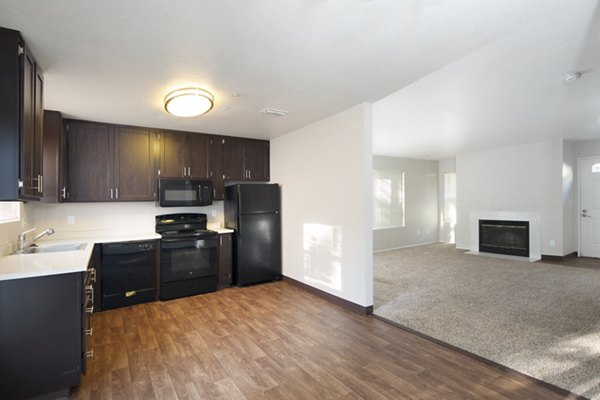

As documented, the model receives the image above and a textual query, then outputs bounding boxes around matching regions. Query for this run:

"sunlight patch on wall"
[440,172,457,243]
[303,223,342,291]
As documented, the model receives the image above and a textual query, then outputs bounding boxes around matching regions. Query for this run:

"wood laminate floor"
[71,281,580,400]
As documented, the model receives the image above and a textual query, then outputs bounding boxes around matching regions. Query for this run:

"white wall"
[456,140,564,256]
[0,203,35,256]
[575,139,600,159]
[562,141,577,255]
[372,156,438,251]
[270,103,373,307]
[438,157,456,243]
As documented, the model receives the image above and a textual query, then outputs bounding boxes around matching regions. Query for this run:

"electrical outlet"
[67,216,75,225]
[550,240,556,247]
[211,209,217,218]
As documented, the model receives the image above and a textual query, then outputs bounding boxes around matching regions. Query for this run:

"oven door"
[161,237,218,282]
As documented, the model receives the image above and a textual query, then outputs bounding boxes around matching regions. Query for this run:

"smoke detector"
[260,107,290,116]
[562,71,582,84]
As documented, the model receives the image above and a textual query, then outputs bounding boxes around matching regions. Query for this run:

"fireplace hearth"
[479,219,530,257]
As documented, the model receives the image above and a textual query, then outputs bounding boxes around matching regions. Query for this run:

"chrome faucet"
[17,227,55,252]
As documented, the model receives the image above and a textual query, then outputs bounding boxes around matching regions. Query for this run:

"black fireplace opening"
[479,219,530,257]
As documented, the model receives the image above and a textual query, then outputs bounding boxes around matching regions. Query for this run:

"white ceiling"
[0,0,598,158]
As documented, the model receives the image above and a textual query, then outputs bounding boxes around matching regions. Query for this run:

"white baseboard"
[373,241,442,254]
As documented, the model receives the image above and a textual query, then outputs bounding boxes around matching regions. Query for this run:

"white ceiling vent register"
[260,108,290,116]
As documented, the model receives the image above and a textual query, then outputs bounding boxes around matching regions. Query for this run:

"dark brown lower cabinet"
[218,233,232,288]
[0,272,85,399]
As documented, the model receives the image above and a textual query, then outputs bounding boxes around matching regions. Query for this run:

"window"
[0,202,20,224]
[373,169,405,228]
[444,172,457,224]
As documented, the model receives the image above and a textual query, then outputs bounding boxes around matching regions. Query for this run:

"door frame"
[577,155,600,257]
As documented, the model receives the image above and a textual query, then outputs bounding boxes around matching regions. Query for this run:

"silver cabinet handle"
[183,166,186,177]
[115,188,119,199]
[38,174,43,193]
[60,187,66,199]
[248,170,251,180]
[110,188,113,199]
[213,189,216,198]
[188,167,191,176]
[84,328,93,336]
[85,284,94,299]
[85,350,94,358]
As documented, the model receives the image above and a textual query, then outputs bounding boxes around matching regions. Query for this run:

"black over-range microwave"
[158,178,213,207]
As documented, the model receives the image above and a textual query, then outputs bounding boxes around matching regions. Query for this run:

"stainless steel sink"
[20,243,87,254]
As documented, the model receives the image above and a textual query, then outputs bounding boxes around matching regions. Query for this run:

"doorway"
[579,156,600,258]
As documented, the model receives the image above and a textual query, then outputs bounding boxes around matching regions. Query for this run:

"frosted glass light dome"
[164,88,214,117]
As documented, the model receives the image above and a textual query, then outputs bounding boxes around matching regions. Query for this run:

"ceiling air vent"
[260,107,290,116]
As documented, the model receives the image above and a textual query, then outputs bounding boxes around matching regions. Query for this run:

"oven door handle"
[161,238,217,249]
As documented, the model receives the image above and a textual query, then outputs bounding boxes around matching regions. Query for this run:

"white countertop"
[0,228,234,282]
[0,230,161,282]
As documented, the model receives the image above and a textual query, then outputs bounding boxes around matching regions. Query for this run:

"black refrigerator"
[224,183,282,286]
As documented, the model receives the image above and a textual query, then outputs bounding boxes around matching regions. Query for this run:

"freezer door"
[237,184,280,214]
[234,213,282,286]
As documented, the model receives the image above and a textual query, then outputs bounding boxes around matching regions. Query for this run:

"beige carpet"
[373,243,600,400]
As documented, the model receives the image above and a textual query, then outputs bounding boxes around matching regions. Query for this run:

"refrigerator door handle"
[237,215,242,237]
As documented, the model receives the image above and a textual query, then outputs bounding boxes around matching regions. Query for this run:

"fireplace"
[479,220,529,257]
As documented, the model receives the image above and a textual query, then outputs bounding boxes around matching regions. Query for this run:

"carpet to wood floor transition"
[374,243,600,400]
[71,280,575,399]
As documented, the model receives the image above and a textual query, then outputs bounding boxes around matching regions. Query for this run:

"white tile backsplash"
[31,201,225,235]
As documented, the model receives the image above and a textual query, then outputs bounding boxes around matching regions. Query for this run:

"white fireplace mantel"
[469,211,541,261]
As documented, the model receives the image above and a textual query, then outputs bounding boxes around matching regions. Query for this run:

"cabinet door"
[113,126,155,201]
[20,46,36,198]
[41,110,62,203]
[218,233,232,288]
[0,30,20,201]
[33,66,44,193]
[160,131,187,178]
[187,133,209,178]
[223,136,245,181]
[208,136,225,200]
[66,121,112,201]
[244,139,270,181]
[0,273,82,399]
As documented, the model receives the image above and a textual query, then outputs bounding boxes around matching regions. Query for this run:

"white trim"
[373,241,440,253]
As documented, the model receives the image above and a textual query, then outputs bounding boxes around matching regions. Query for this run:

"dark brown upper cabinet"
[113,126,156,201]
[159,131,208,179]
[244,139,270,182]
[207,135,225,200]
[65,120,155,202]
[0,28,44,201]
[41,110,66,203]
[223,136,245,181]
[208,136,270,200]
[221,137,270,182]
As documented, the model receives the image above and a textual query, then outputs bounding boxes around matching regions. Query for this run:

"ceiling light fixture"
[562,71,582,84]
[164,88,214,117]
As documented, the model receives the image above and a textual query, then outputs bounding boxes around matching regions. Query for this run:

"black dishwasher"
[101,240,157,310]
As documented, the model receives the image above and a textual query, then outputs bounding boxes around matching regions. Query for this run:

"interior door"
[580,157,600,258]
